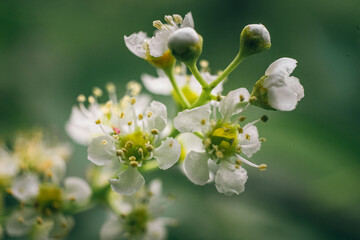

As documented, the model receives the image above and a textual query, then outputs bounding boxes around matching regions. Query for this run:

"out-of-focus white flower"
[86,95,181,195]
[174,89,267,196]
[142,62,223,105]
[124,13,194,69]
[0,146,19,188]
[6,174,91,239]
[251,57,304,111]
[100,179,175,240]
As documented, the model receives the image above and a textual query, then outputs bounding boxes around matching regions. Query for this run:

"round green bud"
[239,24,271,57]
[168,27,203,64]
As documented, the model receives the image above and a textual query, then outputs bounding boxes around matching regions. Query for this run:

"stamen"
[153,20,164,30]
[216,151,224,159]
[245,134,250,140]
[147,112,153,118]
[164,15,174,25]
[249,96,257,103]
[239,94,245,102]
[69,196,76,202]
[169,141,173,147]
[125,141,134,148]
[138,114,143,120]
[119,112,125,119]
[61,222,67,228]
[239,116,246,122]
[77,94,86,102]
[129,97,136,105]
[36,217,43,224]
[174,66,182,74]
[113,134,119,140]
[88,96,96,104]
[129,156,136,161]
[17,217,24,223]
[116,150,123,156]
[200,60,209,69]
[173,14,183,24]
[258,164,267,171]
[261,115,268,122]
[121,148,128,154]
[260,137,267,142]
[138,148,144,159]
[238,127,243,134]
[95,118,101,124]
[106,82,117,103]
[127,121,133,126]
[204,138,211,147]
[127,81,141,96]
[101,140,107,145]
[201,119,206,125]
[146,144,154,152]
[151,129,159,135]
[237,155,266,170]
[93,87,103,97]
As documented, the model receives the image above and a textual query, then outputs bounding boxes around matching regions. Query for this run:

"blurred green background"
[1,0,360,239]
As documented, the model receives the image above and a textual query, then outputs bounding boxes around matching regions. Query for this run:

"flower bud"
[239,24,271,57]
[168,27,203,64]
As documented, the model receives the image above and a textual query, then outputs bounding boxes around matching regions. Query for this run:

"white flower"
[0,147,19,187]
[173,88,267,195]
[141,63,223,104]
[100,179,174,240]
[125,12,194,60]
[7,174,91,239]
[251,57,304,111]
[87,98,181,195]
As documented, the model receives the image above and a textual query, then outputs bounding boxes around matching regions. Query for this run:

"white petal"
[88,135,118,166]
[215,163,248,196]
[109,167,145,196]
[219,88,250,120]
[173,104,211,133]
[268,86,298,111]
[0,149,18,178]
[100,214,123,240]
[178,132,204,154]
[124,31,148,58]
[49,156,66,183]
[149,30,172,57]
[154,138,181,170]
[265,57,297,76]
[202,72,223,95]
[147,101,168,132]
[12,174,39,202]
[49,214,74,239]
[5,208,37,237]
[184,151,210,185]
[31,219,54,240]
[181,12,194,28]
[239,124,261,158]
[64,177,92,205]
[141,73,173,95]
[285,76,304,101]
[144,219,167,240]
[149,179,162,196]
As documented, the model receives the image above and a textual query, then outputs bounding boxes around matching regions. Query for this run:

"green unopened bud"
[168,27,203,64]
[239,24,271,57]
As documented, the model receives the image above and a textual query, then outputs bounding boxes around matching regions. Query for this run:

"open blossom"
[0,146,19,189]
[6,174,91,239]
[100,179,175,240]
[141,62,223,105]
[124,13,194,68]
[174,88,267,195]
[251,57,304,111]
[86,94,181,196]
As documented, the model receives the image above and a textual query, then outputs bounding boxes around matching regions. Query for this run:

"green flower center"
[118,131,152,162]
[35,185,62,215]
[125,206,149,237]
[205,122,238,160]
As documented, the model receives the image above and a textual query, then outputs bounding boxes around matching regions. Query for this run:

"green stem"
[193,132,204,139]
[210,53,245,89]
[187,62,209,88]
[164,68,191,109]
[168,128,180,139]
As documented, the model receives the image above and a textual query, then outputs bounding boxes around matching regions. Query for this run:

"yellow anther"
[101,140,107,145]
[164,15,174,24]
[146,145,154,152]
[245,134,250,140]
[95,118,101,124]
[125,141,134,148]
[127,81,141,96]
[46,171,53,178]
[119,112,125,119]
[127,121,133,126]
[235,159,242,165]
[138,148,144,156]
[260,137,267,142]
[77,94,86,102]
[69,196,76,202]
[174,66,182,74]
[6,188,13,195]
[153,20,164,30]
[116,150,123,156]
[235,165,240,169]
[88,96,96,104]
[239,94,245,102]
[129,97,136,105]
[147,112,153,118]
[130,161,138,167]
[200,60,209,69]
[93,87,103,97]
[121,148,128,154]
[151,129,159,135]
[105,100,112,108]
[239,116,246,122]
[17,217,24,223]
[138,114,144,120]
[129,156,136,161]
[258,164,267,171]
[249,96,257,103]
[216,94,222,102]
[113,134,119,140]
[204,138,211,147]
[215,151,224,159]
[236,146,242,153]
[61,222,67,228]
[36,217,43,224]
[173,14,183,24]
[106,82,116,92]
[238,127,244,134]
[201,119,206,125]
[169,141,173,147]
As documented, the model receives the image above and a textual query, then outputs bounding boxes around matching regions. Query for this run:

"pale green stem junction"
[164,67,191,109]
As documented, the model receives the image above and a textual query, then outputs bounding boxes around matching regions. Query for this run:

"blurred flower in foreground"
[124,12,194,69]
[100,179,175,240]
[250,57,304,111]
[6,174,91,239]
[174,89,268,195]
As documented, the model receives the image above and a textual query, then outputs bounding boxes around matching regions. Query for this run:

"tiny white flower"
[251,57,304,111]
[174,88,267,195]
[0,147,19,187]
